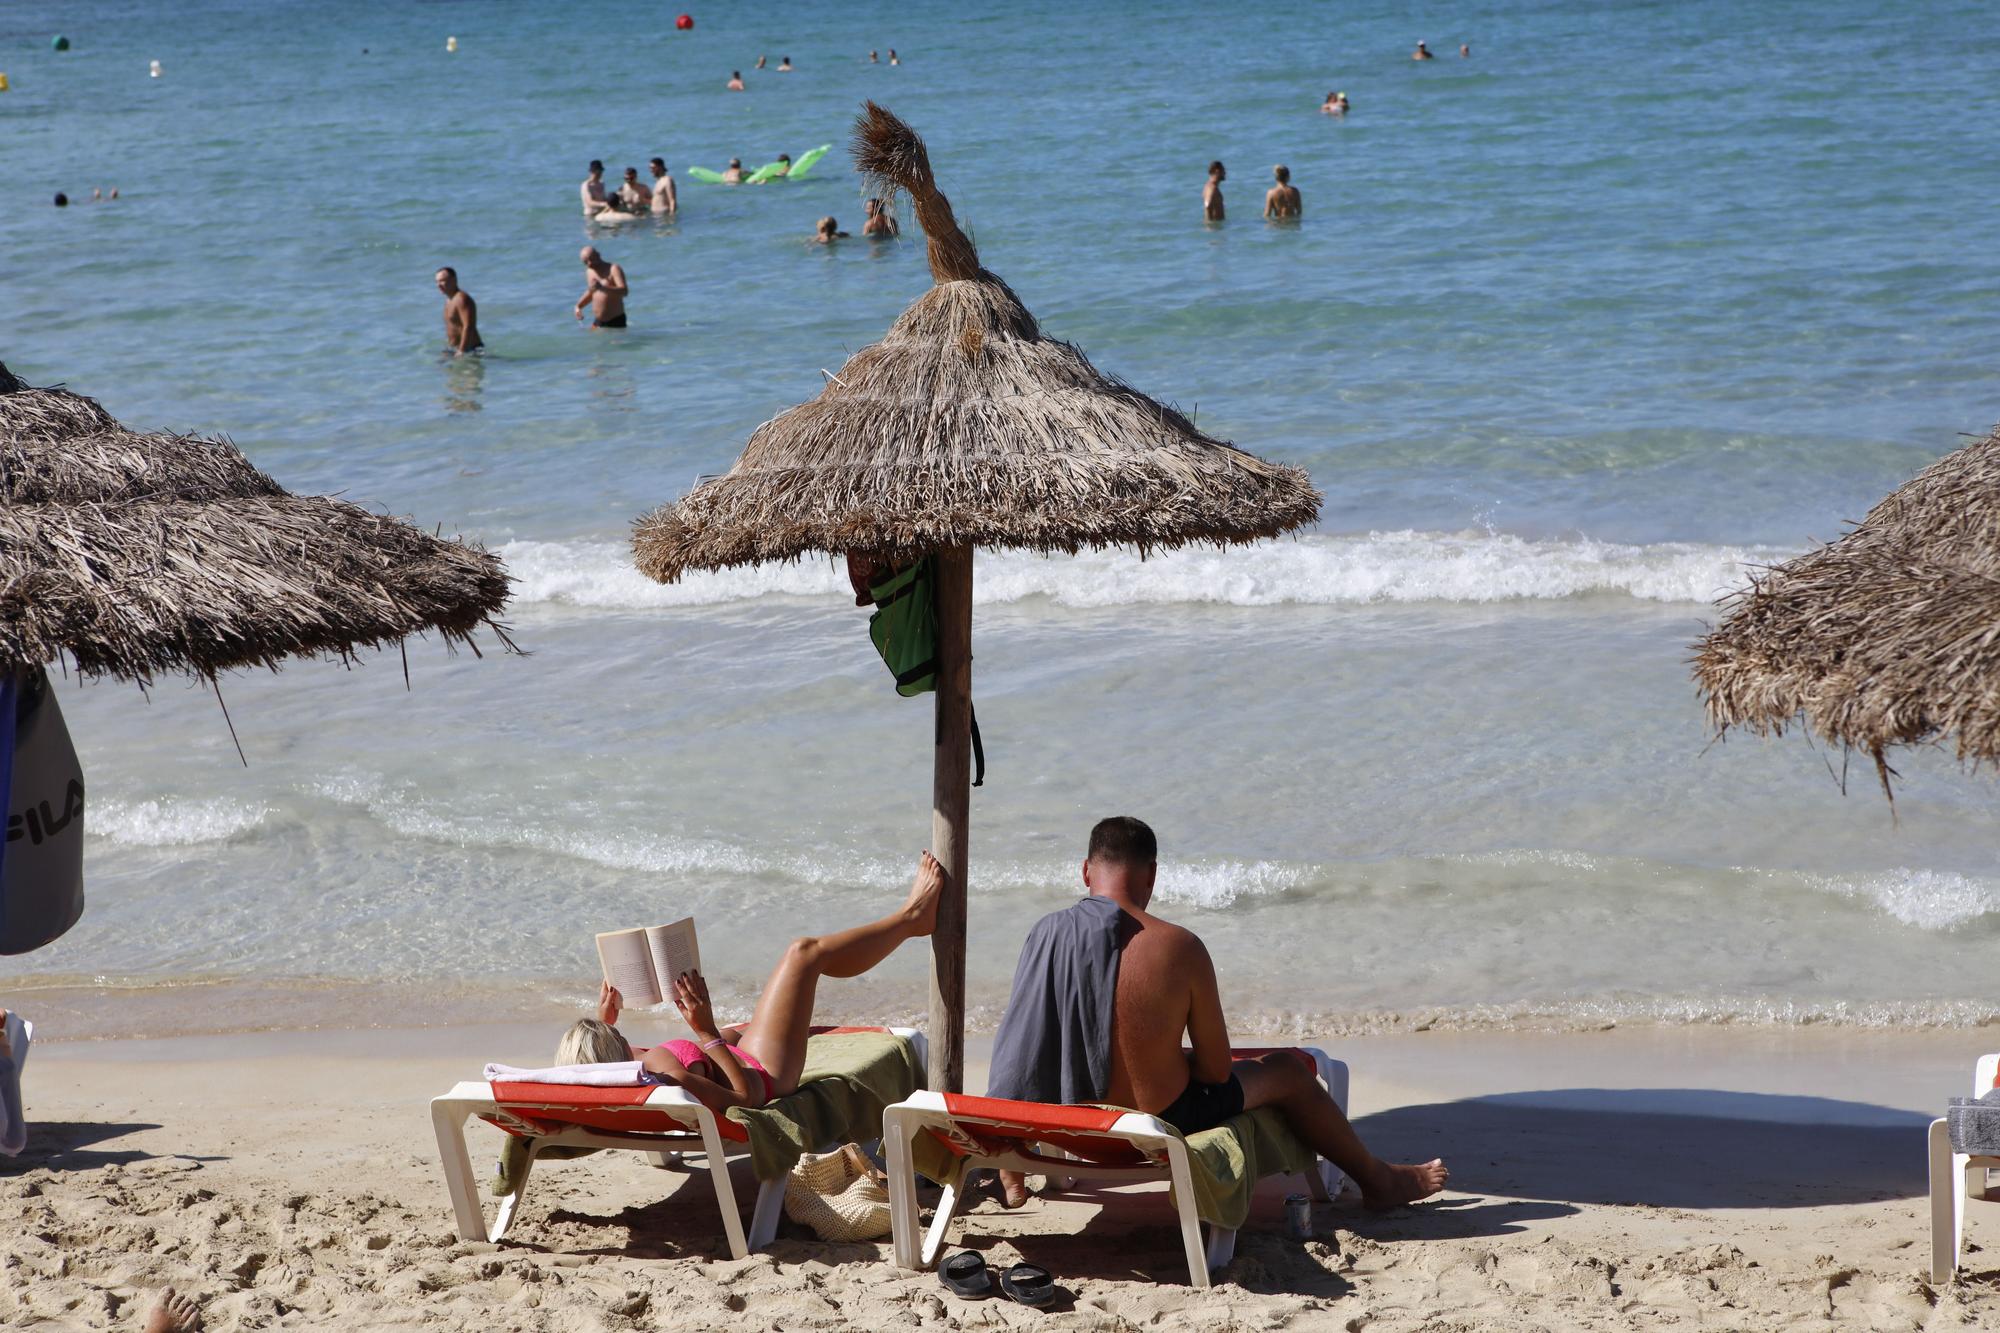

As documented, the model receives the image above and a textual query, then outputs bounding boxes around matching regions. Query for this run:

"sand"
[3,1022,1997,1331]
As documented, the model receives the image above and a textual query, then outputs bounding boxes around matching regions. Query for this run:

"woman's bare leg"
[736,852,943,1094]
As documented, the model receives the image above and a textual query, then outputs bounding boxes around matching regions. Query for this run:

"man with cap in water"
[1413,39,1435,59]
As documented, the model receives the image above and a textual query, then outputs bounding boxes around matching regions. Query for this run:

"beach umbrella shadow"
[1353,1088,1931,1209]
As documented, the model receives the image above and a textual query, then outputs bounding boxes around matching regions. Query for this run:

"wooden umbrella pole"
[928,544,974,1094]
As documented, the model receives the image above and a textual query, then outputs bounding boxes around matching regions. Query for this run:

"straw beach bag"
[784,1143,892,1241]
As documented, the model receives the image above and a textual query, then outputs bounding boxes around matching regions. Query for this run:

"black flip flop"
[999,1262,1055,1308]
[939,1250,993,1298]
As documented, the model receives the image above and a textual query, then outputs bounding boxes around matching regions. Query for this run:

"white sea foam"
[1804,868,2000,931]
[90,797,271,846]
[498,532,1794,613]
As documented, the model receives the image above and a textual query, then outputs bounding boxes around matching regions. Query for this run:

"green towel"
[909,1103,1318,1233]
[729,1031,924,1180]
[491,1030,923,1197]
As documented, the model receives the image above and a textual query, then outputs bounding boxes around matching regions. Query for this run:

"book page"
[595,928,662,1007]
[644,917,701,998]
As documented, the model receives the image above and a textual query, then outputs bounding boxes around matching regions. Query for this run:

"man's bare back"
[1264,166,1301,220]
[1103,909,1220,1113]
[1203,161,1227,222]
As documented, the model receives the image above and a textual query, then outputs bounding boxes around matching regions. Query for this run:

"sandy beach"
[6,1023,1996,1331]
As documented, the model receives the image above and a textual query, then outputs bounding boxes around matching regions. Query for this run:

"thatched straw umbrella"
[1693,422,2000,801]
[0,361,512,688]
[633,104,1320,1091]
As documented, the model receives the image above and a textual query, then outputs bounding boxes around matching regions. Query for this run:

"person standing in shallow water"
[1414,40,1434,60]
[1203,161,1226,221]
[435,267,482,354]
[573,247,628,328]
[1264,165,1301,220]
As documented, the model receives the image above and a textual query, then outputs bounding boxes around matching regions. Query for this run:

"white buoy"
[149,59,161,78]
[445,35,458,52]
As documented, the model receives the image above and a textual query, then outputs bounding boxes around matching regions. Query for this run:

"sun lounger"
[883,1047,1348,1288]
[431,1025,925,1256]
[1929,1051,2000,1282]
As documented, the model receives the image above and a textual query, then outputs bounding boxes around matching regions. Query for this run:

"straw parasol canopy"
[0,361,513,686]
[1693,422,2000,798]
[633,104,1319,581]
[631,104,1320,1091]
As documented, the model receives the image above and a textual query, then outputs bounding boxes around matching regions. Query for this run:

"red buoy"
[675,13,694,30]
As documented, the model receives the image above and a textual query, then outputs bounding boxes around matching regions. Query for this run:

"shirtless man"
[727,70,745,90]
[573,247,629,328]
[1263,165,1302,220]
[648,157,678,215]
[1203,161,1226,221]
[1413,40,1434,60]
[580,160,612,217]
[862,197,899,238]
[722,157,745,184]
[618,166,651,211]
[434,267,482,354]
[989,818,1447,1211]
[777,56,793,72]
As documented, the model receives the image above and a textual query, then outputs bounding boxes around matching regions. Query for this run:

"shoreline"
[5,1023,1994,1329]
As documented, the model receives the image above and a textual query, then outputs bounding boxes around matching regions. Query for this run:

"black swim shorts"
[593,313,628,329]
[1157,1073,1245,1136]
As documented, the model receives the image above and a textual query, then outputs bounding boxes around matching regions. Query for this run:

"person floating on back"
[574,246,629,328]
[1203,161,1226,222]
[987,817,1448,1210]
[434,267,482,355]
[1264,164,1301,220]
[1413,40,1434,60]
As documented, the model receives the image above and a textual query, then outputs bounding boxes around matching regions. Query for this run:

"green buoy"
[51,35,70,51]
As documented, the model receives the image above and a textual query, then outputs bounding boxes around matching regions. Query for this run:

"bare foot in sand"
[903,851,946,936]
[143,1288,202,1332]
[996,1169,1030,1209]
[1362,1158,1449,1210]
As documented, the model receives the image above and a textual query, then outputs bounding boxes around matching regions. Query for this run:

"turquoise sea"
[5,0,1999,1035]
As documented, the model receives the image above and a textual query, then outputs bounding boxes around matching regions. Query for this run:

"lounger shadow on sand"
[1354,1089,1930,1211]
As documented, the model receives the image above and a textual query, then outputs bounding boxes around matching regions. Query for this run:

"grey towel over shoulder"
[986,895,1131,1105]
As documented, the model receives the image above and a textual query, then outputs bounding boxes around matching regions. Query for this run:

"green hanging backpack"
[864,556,986,784]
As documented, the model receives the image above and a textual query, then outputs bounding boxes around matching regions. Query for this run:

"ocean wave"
[1803,868,2000,931]
[497,531,1793,613]
[90,797,271,846]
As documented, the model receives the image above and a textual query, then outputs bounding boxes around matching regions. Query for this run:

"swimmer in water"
[777,56,793,72]
[580,160,613,217]
[888,48,900,65]
[1321,90,1348,114]
[769,153,793,179]
[756,55,767,70]
[1460,43,1471,58]
[1203,161,1226,222]
[574,246,629,328]
[649,157,677,216]
[869,49,879,63]
[435,266,482,354]
[618,166,652,211]
[862,197,899,238]
[812,216,850,244]
[722,157,744,184]
[1413,40,1434,60]
[1263,164,1301,220]
[727,70,745,90]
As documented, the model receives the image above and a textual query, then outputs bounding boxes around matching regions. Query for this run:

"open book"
[594,917,701,1008]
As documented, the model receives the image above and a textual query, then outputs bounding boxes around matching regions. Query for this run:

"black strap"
[970,703,985,788]
[895,658,939,689]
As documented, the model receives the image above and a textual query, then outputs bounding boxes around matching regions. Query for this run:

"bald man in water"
[573,247,628,328]
[434,267,482,354]
[989,817,1449,1210]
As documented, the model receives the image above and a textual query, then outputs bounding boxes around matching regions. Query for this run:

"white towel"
[1,1012,31,1156]
[483,1060,649,1087]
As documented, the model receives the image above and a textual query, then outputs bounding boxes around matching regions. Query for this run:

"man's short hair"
[436,265,456,280]
[1088,816,1157,866]
[1208,160,1224,175]
[650,157,665,170]
[1274,164,1291,183]
[589,159,604,173]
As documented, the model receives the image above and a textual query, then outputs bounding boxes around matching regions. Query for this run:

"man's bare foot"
[996,1169,1030,1209]
[1361,1158,1448,1210]
[143,1288,202,1333]
[903,851,946,937]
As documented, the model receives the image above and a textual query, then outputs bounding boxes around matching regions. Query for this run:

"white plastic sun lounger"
[1929,1051,2000,1283]
[883,1046,1347,1288]
[431,1025,924,1257]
